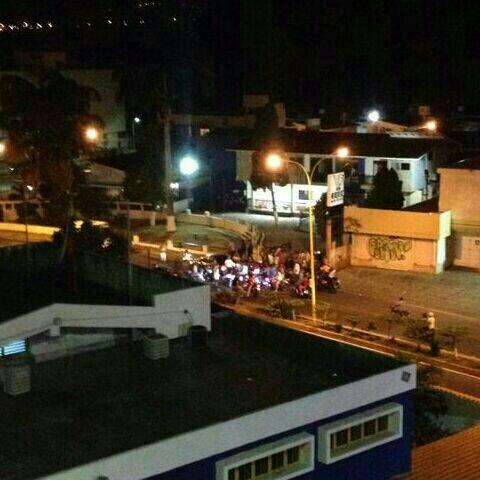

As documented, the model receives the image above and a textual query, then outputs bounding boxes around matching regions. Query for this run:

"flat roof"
[0,244,196,324]
[1,313,406,480]
[232,130,444,159]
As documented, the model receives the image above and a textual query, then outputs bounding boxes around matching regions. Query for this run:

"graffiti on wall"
[368,236,413,262]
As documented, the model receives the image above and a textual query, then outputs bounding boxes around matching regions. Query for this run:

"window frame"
[318,403,403,464]
[216,432,314,480]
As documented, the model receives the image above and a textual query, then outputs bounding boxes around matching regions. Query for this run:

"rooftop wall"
[344,206,451,240]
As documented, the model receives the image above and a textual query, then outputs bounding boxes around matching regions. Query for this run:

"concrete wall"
[176,212,251,237]
[344,207,451,240]
[439,168,480,227]
[344,207,451,273]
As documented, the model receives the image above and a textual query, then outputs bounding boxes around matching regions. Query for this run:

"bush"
[269,298,303,320]
[214,290,239,305]
[333,323,343,333]
[429,338,441,357]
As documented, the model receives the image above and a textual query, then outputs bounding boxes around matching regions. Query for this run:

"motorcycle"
[317,272,340,294]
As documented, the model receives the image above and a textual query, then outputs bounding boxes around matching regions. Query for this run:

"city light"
[85,126,100,142]
[367,110,380,122]
[134,116,141,124]
[0,141,6,155]
[336,146,350,158]
[179,155,199,176]
[265,152,284,171]
[425,119,437,132]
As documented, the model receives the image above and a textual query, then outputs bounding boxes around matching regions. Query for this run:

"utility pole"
[160,75,176,233]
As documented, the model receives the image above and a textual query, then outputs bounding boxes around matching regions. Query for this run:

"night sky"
[0,0,479,115]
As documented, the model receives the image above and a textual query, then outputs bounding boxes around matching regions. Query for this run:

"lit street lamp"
[180,155,199,207]
[132,116,141,149]
[265,151,317,318]
[0,141,6,155]
[265,146,350,319]
[367,110,380,122]
[424,119,437,132]
[85,126,100,143]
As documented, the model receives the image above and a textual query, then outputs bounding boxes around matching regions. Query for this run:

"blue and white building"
[1,256,416,480]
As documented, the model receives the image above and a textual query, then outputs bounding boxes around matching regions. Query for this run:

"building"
[233,130,449,214]
[0,246,417,480]
[343,205,451,274]
[410,423,480,479]
[438,157,480,269]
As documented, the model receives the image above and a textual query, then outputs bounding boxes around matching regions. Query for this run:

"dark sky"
[1,0,479,114]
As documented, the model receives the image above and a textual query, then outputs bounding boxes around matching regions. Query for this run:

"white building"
[233,130,450,213]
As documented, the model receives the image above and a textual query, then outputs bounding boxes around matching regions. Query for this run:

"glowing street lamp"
[265,150,317,317]
[425,119,437,132]
[367,110,380,122]
[265,152,285,171]
[179,155,199,176]
[336,146,350,159]
[0,141,6,155]
[85,126,100,143]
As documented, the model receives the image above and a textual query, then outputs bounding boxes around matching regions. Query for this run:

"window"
[401,163,410,171]
[217,432,314,480]
[298,190,309,201]
[318,403,403,464]
[0,340,26,356]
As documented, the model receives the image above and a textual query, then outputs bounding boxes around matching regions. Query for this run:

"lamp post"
[132,116,141,150]
[265,153,317,317]
[179,155,199,209]
[265,147,350,318]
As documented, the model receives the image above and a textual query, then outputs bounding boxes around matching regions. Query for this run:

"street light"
[85,126,100,143]
[0,141,6,155]
[265,152,317,318]
[424,119,437,132]
[132,116,141,149]
[179,155,199,176]
[264,146,351,319]
[180,155,199,208]
[367,110,380,122]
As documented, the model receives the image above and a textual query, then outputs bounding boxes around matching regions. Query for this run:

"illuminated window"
[318,403,403,464]
[0,340,26,356]
[217,432,314,480]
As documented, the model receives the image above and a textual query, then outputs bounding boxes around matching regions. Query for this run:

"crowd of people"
[176,243,340,297]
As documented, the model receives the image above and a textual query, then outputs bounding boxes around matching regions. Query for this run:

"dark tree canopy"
[365,164,404,210]
[0,69,103,223]
[249,102,289,190]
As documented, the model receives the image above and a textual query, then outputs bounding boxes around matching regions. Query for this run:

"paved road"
[228,302,480,401]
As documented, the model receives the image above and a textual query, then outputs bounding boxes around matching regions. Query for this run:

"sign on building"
[327,172,345,207]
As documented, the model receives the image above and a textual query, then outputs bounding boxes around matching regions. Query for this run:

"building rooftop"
[0,244,195,325]
[410,423,480,480]
[233,130,445,159]
[440,157,480,170]
[0,313,407,480]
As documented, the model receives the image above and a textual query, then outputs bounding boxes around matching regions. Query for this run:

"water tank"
[188,325,208,349]
[143,333,169,360]
[3,356,31,395]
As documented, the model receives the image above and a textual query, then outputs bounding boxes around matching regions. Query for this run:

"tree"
[0,69,103,224]
[441,325,470,359]
[413,365,449,446]
[313,193,328,240]
[365,163,404,210]
[249,103,289,226]
[383,311,407,340]
[404,316,429,351]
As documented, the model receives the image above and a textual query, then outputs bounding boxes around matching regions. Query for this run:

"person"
[391,296,408,316]
[426,312,436,331]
